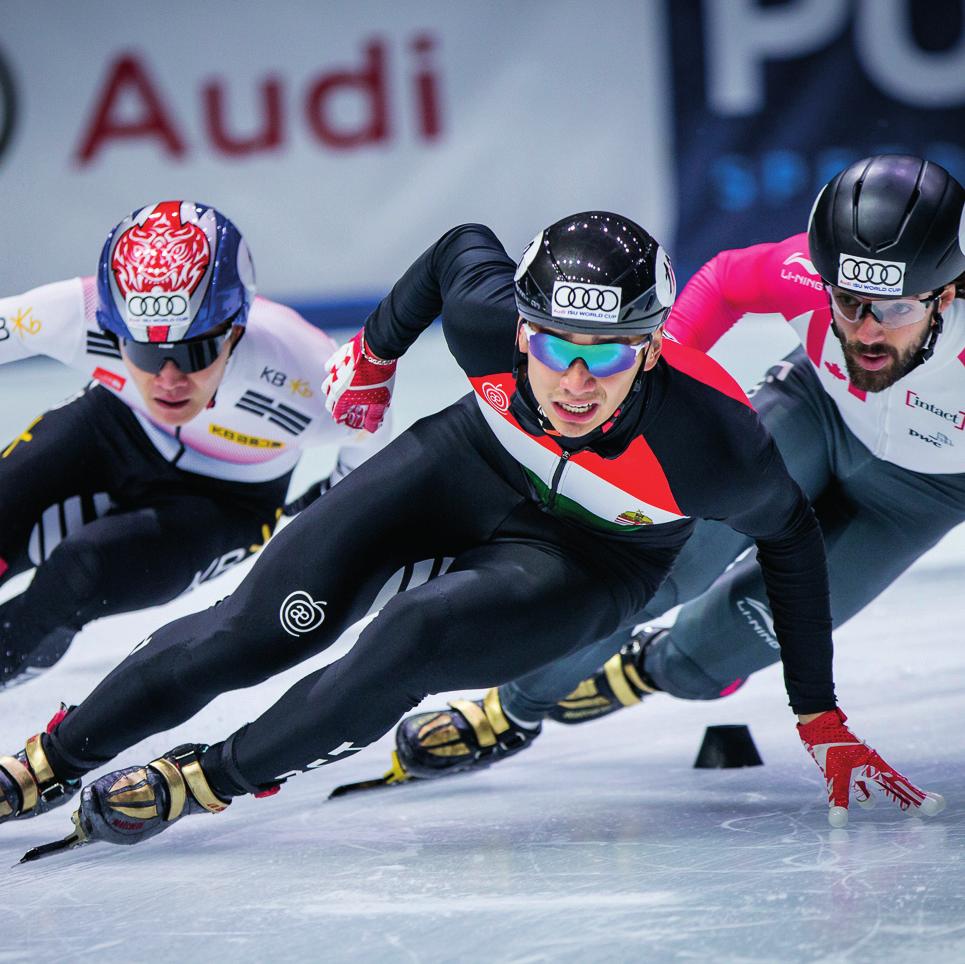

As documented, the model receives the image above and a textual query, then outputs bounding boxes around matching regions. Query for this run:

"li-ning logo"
[905,391,965,430]
[126,292,190,320]
[783,252,817,274]
[837,254,905,296]
[552,281,622,323]
[780,252,823,291]
[279,590,327,636]
[480,381,510,413]
[736,597,779,650]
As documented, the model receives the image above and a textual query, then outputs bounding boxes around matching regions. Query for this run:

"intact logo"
[551,281,622,324]
[235,390,311,435]
[905,391,965,430]
[209,424,284,449]
[837,254,905,296]
[736,597,779,650]
[781,251,823,291]
[279,590,327,636]
[909,428,954,449]
[92,367,126,391]
[86,330,122,359]
[0,45,16,165]
[480,381,510,413]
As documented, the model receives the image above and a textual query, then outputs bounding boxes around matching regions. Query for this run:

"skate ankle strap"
[0,754,37,813]
[149,757,188,821]
[25,733,56,785]
[604,653,645,706]
[449,699,497,748]
[482,688,512,736]
[151,746,229,817]
[23,733,76,804]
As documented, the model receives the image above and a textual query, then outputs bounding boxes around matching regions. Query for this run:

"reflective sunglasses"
[121,330,232,375]
[826,285,939,330]
[523,324,650,377]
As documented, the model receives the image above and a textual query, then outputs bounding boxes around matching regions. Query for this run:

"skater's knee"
[37,537,104,618]
[646,634,729,701]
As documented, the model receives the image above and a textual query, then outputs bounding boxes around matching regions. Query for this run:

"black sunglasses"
[121,329,232,375]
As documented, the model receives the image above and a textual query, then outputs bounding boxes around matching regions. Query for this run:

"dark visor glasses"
[121,330,231,375]
[523,324,649,377]
[826,285,938,330]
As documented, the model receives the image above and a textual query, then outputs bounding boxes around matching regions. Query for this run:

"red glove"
[798,708,945,828]
[322,329,397,433]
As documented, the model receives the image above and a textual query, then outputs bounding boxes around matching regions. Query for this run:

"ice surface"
[1,323,963,963]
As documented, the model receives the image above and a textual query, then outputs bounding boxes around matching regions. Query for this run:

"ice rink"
[1,322,963,962]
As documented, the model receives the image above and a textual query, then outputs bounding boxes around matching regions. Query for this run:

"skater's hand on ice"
[322,329,397,433]
[797,708,945,828]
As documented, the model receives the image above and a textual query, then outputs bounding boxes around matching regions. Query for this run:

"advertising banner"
[0,1,672,324]
[668,0,965,278]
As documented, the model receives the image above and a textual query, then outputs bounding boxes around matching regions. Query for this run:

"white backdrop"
[0,1,673,308]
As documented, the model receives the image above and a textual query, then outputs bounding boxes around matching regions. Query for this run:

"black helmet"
[514,211,675,335]
[808,155,965,297]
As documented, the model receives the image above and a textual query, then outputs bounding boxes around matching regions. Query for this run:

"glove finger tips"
[917,793,946,817]
[828,805,849,828]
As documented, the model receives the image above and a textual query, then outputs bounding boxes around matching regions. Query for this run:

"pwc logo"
[0,45,16,165]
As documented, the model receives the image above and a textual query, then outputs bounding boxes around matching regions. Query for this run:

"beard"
[839,326,930,393]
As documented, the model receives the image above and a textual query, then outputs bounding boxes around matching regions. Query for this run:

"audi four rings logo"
[551,281,622,322]
[840,259,901,285]
[554,285,619,311]
[837,254,905,295]
[127,294,189,317]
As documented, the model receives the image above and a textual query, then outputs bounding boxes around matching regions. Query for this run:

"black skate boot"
[21,744,232,862]
[396,687,541,780]
[546,628,664,724]
[0,705,81,823]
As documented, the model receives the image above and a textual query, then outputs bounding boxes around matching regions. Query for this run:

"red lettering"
[411,34,442,141]
[305,41,389,148]
[204,76,284,157]
[75,55,186,164]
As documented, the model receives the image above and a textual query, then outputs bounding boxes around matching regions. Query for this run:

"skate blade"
[19,810,91,864]
[328,751,412,799]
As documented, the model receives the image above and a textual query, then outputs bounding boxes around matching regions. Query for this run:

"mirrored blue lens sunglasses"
[523,324,650,377]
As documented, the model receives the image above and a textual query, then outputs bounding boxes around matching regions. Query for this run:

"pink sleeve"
[666,234,815,351]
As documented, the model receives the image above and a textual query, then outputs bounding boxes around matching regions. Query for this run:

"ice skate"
[20,744,230,862]
[547,628,663,724]
[0,706,81,823]
[329,688,540,798]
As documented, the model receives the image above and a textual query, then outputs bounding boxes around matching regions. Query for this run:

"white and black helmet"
[808,155,965,298]
[514,211,676,336]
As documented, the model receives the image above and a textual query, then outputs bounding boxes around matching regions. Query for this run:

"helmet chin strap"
[913,309,943,367]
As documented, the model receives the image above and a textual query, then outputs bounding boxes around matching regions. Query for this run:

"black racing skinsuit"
[46,225,834,794]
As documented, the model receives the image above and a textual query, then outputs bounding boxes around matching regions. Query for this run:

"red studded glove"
[797,708,945,828]
[322,329,397,433]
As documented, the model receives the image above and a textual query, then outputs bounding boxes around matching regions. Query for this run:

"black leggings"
[50,397,681,792]
[0,385,288,683]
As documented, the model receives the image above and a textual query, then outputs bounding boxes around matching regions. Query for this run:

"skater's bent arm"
[668,234,811,352]
[363,224,518,376]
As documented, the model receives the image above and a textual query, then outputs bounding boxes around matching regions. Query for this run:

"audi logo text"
[127,294,189,317]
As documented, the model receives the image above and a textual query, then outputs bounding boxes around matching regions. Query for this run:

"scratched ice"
[1,323,963,962]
